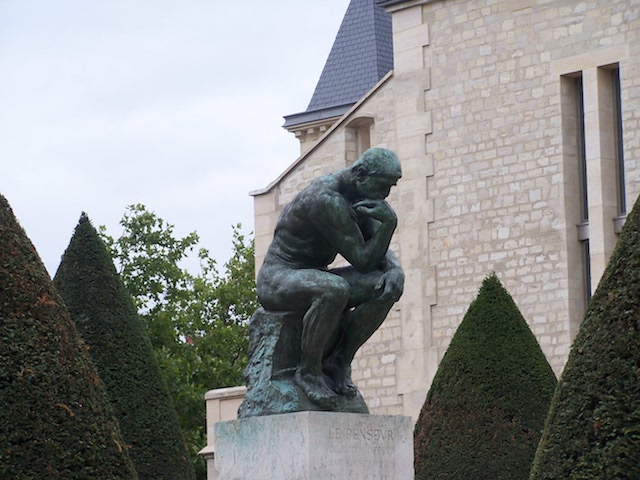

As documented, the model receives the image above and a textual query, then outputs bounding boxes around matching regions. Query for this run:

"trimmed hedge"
[530,194,640,480]
[414,273,557,480]
[53,213,196,480]
[0,195,138,479]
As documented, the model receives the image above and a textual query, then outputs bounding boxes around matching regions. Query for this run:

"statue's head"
[351,148,402,200]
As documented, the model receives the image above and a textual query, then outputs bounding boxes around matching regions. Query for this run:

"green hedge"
[414,273,557,480]
[530,194,640,480]
[54,213,196,480]
[0,195,137,479]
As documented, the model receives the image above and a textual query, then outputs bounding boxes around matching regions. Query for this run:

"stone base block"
[212,412,414,480]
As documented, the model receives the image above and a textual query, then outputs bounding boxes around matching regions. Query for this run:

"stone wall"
[252,0,640,422]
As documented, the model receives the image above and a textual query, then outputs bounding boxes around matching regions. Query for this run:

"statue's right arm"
[309,192,396,273]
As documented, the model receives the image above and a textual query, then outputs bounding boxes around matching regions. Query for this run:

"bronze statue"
[239,148,404,417]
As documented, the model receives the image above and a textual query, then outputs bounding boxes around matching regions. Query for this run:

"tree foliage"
[54,213,195,480]
[530,194,640,480]
[99,204,257,478]
[414,273,557,480]
[0,194,138,479]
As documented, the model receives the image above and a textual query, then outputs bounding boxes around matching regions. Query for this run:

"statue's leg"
[295,284,350,408]
[324,298,395,397]
[323,268,395,397]
[258,265,350,409]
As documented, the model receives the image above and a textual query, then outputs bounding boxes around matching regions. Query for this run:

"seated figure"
[241,147,404,415]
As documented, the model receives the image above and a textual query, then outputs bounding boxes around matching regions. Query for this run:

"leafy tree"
[54,213,196,480]
[414,273,557,480]
[530,194,640,480]
[0,194,138,479]
[99,204,257,479]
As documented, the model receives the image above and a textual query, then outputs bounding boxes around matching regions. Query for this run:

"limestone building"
[251,0,640,421]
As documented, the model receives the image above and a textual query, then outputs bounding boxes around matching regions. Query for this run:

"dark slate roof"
[376,0,409,7]
[283,0,393,128]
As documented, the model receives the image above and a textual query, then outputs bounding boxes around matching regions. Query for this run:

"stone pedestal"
[212,411,414,480]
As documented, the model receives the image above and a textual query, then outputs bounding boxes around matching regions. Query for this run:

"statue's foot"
[335,377,358,399]
[294,370,338,409]
[323,358,358,399]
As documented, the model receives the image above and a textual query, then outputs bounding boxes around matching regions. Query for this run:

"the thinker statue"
[239,147,404,417]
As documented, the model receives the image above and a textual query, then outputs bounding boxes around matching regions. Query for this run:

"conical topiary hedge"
[414,273,557,480]
[0,195,138,479]
[53,213,196,480]
[530,194,640,480]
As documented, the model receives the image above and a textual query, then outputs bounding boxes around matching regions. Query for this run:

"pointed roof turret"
[283,0,393,129]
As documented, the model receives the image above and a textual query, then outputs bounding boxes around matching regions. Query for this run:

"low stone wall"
[199,386,246,480]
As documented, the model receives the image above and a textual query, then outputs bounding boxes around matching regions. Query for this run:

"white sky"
[0,0,350,275]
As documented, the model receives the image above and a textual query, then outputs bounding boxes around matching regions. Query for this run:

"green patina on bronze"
[239,148,404,417]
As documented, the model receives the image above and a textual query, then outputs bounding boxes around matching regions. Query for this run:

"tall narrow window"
[574,75,591,303]
[612,66,626,217]
[576,76,588,224]
[561,71,591,329]
[345,117,373,165]
[582,240,592,303]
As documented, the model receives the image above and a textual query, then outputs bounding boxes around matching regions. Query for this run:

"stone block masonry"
[253,0,640,423]
[212,412,413,480]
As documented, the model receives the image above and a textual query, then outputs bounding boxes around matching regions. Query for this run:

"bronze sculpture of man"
[255,147,404,410]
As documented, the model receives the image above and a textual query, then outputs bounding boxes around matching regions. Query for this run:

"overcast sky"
[0,0,350,275]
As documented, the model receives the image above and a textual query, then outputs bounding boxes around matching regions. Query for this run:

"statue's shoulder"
[305,186,349,214]
[298,174,339,200]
